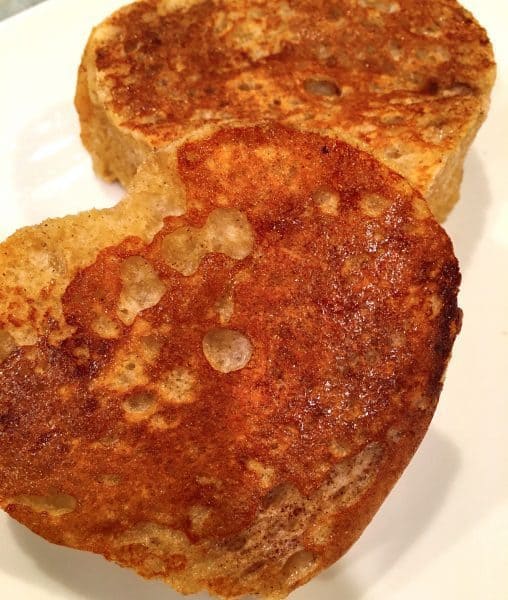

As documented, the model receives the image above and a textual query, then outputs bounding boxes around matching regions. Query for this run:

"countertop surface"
[0,0,45,20]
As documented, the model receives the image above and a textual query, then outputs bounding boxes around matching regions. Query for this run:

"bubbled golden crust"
[0,126,461,598]
[76,0,495,220]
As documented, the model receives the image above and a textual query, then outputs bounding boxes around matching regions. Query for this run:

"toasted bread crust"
[76,0,495,220]
[0,125,460,598]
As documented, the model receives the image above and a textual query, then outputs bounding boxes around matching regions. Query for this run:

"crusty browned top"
[0,126,460,565]
[90,0,494,194]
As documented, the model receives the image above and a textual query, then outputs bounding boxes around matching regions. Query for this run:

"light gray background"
[0,0,45,20]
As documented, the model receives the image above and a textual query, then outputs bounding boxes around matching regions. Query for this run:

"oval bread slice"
[76,0,495,221]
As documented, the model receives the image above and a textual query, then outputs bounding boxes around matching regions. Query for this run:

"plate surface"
[0,1,507,598]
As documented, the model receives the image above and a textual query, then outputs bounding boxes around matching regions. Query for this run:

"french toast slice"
[76,0,495,221]
[0,125,461,598]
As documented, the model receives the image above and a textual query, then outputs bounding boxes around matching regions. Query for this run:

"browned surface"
[0,126,461,597]
[77,0,495,219]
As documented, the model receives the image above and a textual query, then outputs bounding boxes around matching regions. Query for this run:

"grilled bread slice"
[0,125,461,598]
[76,0,495,221]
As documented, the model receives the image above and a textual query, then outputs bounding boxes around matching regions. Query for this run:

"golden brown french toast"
[76,0,495,221]
[0,125,461,598]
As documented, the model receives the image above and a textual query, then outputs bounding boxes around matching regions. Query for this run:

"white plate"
[0,1,507,598]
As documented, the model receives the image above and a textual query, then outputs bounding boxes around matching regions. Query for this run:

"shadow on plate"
[293,428,461,598]
[12,102,123,231]
[5,517,204,600]
[444,149,492,272]
[1,430,458,600]
[4,518,360,600]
